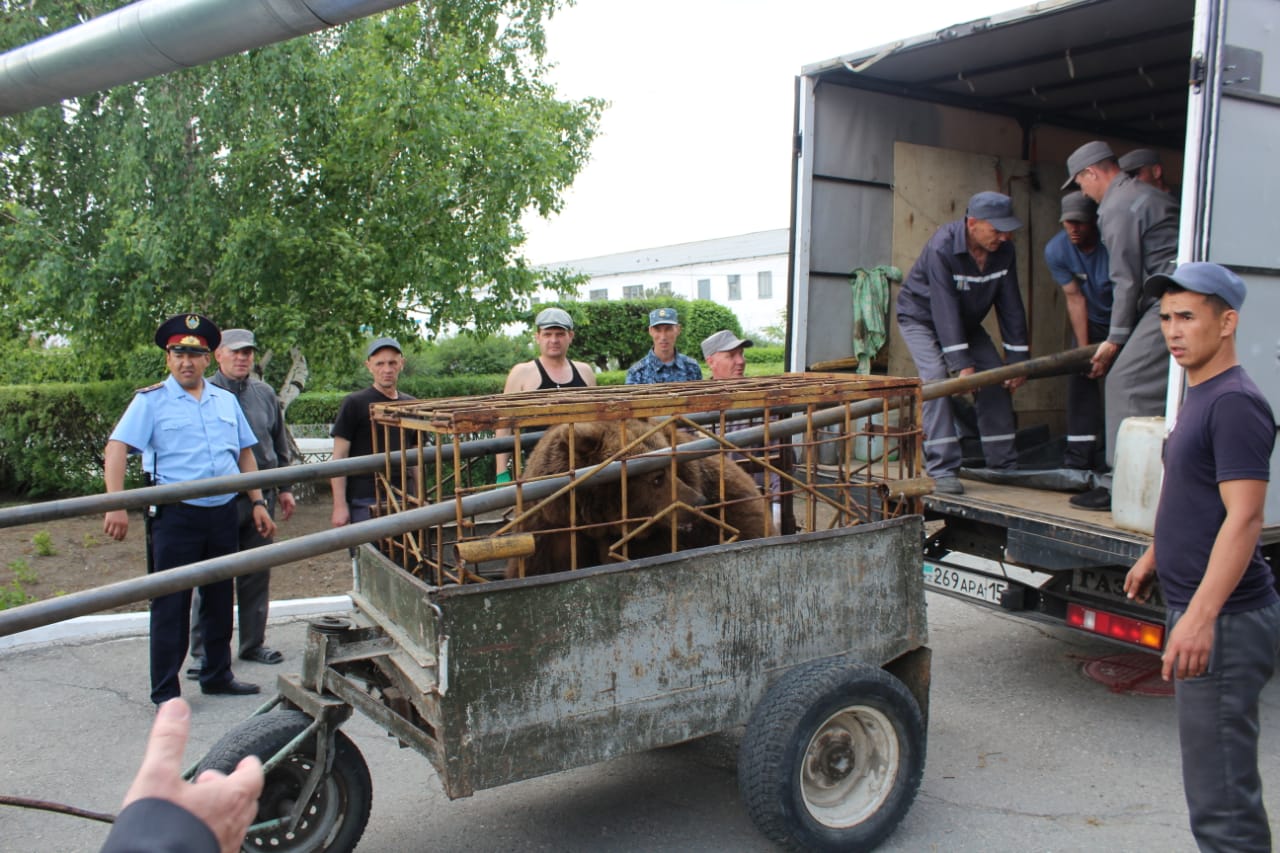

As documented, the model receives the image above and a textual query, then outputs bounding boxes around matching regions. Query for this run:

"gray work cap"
[1059,191,1097,223]
[220,329,256,351]
[366,336,403,358]
[966,191,1022,232]
[535,307,574,330]
[1061,141,1116,189]
[701,330,754,360]
[1118,148,1160,172]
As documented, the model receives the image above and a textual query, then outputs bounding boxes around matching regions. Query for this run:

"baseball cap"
[649,307,679,327]
[701,330,754,360]
[1061,141,1116,189]
[966,192,1022,232]
[366,336,403,358]
[220,329,256,351]
[535,307,573,330]
[1059,191,1097,223]
[1143,262,1246,310]
[1118,148,1160,172]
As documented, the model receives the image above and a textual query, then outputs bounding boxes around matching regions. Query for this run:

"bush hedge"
[525,298,742,371]
[0,380,141,497]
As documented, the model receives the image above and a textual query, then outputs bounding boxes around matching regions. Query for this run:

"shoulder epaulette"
[134,382,164,394]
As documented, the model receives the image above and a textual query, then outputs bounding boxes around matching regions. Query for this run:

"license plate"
[923,561,1008,605]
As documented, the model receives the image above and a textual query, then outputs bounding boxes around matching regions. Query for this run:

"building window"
[658,281,672,294]
[728,274,741,301]
[697,278,711,299]
[622,284,644,299]
[530,295,542,305]
[589,289,608,301]
[757,271,772,299]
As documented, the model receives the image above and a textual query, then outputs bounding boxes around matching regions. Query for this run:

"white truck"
[787,0,1280,651]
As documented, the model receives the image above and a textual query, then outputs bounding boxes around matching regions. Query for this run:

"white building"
[539,229,789,338]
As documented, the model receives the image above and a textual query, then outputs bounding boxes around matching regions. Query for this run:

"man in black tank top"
[495,308,597,479]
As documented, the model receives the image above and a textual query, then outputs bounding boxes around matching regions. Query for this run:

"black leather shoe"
[201,679,261,696]
[185,657,205,681]
[240,647,284,665]
[1069,486,1111,511]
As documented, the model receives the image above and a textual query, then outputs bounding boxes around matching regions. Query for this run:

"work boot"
[1070,486,1111,510]
[934,476,965,495]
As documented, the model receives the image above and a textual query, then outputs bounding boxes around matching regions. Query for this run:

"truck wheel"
[195,710,372,853]
[738,659,924,852]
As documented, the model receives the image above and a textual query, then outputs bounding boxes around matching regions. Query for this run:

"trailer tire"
[738,659,924,852]
[195,710,371,853]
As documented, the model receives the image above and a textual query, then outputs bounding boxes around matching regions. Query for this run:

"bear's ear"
[569,422,607,467]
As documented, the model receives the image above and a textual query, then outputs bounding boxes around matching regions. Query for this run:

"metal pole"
[0,346,1095,638]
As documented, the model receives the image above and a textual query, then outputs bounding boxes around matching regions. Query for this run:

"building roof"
[544,229,788,276]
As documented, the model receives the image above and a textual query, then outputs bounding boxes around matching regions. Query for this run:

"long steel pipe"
[0,347,1094,638]
[0,0,419,117]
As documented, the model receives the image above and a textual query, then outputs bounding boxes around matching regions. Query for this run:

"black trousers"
[190,492,274,660]
[149,501,238,704]
[1064,320,1108,469]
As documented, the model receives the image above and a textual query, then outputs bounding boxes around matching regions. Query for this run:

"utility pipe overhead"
[0,0,418,117]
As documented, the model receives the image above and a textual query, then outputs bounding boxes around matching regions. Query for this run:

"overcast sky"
[521,0,1016,264]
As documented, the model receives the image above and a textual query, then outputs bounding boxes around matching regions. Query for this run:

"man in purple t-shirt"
[1124,262,1279,852]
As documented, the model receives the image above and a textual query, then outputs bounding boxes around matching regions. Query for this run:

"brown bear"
[677,450,775,549]
[505,419,706,577]
[505,419,772,578]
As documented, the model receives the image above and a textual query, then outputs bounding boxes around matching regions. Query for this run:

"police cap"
[155,313,220,354]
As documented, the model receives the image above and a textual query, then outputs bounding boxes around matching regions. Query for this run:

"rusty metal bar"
[0,347,1094,638]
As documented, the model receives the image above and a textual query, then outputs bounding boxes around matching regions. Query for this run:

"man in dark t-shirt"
[1124,262,1279,851]
[329,337,416,526]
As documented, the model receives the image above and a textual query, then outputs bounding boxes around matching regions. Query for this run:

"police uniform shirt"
[110,374,259,507]
[624,350,703,384]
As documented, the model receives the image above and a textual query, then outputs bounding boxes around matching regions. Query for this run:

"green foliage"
[0,380,140,497]
[1,558,35,610]
[419,335,533,377]
[0,2,602,374]
[746,345,784,364]
[548,299,743,371]
[286,374,508,425]
[32,530,56,557]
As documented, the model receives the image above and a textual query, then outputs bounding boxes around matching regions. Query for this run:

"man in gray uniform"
[1062,141,1180,509]
[896,191,1030,495]
[188,328,295,674]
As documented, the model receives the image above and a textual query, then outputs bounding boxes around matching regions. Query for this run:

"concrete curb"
[0,595,355,652]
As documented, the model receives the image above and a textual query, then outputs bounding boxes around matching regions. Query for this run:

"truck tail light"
[1066,604,1165,650]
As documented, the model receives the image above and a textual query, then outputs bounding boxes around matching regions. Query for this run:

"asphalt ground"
[2,591,1278,852]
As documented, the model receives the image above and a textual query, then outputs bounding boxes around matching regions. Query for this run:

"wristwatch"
[252,498,268,509]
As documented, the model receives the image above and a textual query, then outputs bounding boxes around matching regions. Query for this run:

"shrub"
[0,380,141,497]
[545,298,742,371]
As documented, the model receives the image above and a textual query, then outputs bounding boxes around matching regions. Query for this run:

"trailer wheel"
[738,659,924,852]
[195,710,371,853]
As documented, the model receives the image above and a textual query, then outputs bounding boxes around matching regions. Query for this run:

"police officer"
[188,328,294,676]
[624,308,703,384]
[103,314,274,705]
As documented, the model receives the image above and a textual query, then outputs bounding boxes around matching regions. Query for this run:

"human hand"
[1003,376,1026,392]
[331,504,350,528]
[278,491,297,522]
[104,509,129,541]
[1089,341,1118,379]
[1123,560,1157,603]
[252,505,276,539]
[1161,614,1214,681]
[122,699,263,853]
